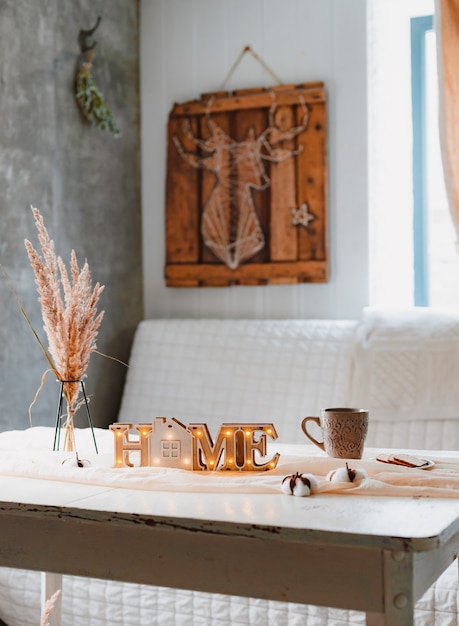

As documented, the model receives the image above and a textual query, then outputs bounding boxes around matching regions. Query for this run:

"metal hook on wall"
[78,16,102,54]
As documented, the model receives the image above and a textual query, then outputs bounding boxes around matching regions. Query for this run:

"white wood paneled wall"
[141,0,368,321]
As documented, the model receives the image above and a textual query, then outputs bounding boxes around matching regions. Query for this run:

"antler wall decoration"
[173,98,309,270]
[165,82,328,287]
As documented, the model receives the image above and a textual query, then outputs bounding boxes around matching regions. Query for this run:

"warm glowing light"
[111,420,278,472]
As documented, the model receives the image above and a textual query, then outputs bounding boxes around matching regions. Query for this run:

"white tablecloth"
[0,427,459,498]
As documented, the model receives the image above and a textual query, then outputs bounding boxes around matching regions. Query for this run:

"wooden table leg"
[41,572,62,626]
[366,551,414,626]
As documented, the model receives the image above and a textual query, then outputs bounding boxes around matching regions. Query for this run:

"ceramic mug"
[301,408,369,459]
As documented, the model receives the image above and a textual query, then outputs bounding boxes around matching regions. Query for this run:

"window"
[161,440,181,458]
[369,0,459,307]
[411,15,459,306]
[411,15,433,305]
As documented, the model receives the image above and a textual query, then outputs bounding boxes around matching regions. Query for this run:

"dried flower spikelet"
[40,589,61,626]
[327,462,368,484]
[281,472,318,497]
[25,207,105,422]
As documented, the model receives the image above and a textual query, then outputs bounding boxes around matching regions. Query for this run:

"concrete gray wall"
[0,1,142,430]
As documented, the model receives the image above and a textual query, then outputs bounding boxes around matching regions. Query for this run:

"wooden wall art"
[165,82,328,287]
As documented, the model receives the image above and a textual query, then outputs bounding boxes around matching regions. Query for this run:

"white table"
[1,471,459,626]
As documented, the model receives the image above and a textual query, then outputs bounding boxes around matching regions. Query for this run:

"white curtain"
[436,0,459,247]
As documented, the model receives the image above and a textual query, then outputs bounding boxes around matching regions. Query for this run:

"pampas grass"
[40,589,61,626]
[25,207,104,449]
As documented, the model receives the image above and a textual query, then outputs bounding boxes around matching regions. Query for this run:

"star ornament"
[291,203,315,228]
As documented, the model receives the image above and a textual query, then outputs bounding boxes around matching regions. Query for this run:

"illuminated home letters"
[110,423,153,467]
[110,417,279,472]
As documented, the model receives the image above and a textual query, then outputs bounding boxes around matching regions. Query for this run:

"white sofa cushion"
[350,307,459,438]
[351,307,459,421]
[118,319,358,444]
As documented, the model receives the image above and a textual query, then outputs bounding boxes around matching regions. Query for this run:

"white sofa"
[0,307,459,626]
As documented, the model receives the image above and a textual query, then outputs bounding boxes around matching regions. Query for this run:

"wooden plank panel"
[232,89,270,273]
[234,278,269,286]
[165,278,200,288]
[270,277,298,285]
[198,107,231,267]
[200,278,235,287]
[296,100,327,262]
[165,260,328,285]
[166,115,200,264]
[171,84,325,117]
[200,108,231,287]
[270,105,298,261]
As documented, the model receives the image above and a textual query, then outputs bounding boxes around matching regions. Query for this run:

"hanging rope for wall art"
[75,16,121,137]
[219,45,284,91]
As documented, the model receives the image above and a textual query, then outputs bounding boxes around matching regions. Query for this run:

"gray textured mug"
[301,408,369,459]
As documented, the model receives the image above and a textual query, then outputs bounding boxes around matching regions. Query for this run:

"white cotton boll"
[281,475,295,495]
[281,472,317,497]
[352,468,368,481]
[62,455,91,468]
[327,467,350,483]
[292,480,311,497]
[327,463,368,484]
[300,473,319,493]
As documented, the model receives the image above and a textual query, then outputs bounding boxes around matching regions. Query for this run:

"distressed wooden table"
[1,467,459,625]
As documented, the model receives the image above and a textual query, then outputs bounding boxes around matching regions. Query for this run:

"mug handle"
[301,416,325,452]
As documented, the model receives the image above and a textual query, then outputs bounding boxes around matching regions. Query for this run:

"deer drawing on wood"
[173,97,309,270]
